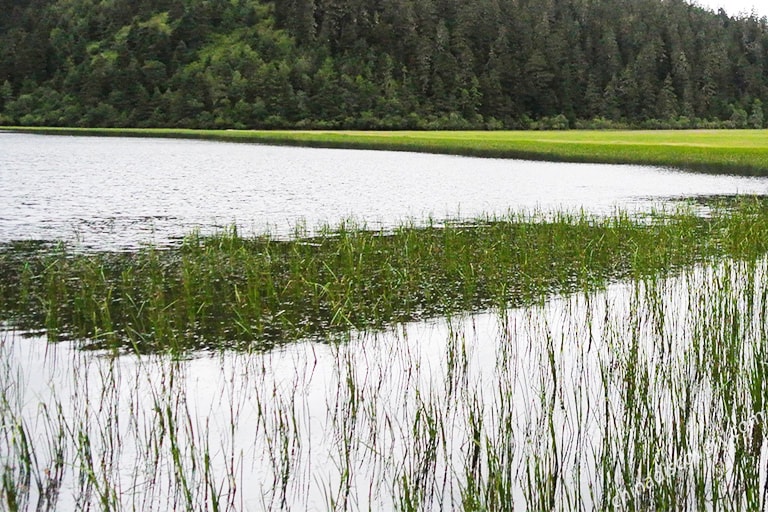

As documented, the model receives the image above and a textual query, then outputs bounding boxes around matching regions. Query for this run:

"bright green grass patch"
[3,199,768,352]
[6,126,768,175]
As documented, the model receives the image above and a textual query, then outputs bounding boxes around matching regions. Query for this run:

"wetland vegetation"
[1,198,767,353]
[4,198,768,509]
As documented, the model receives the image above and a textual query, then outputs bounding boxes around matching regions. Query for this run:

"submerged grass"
[4,254,768,510]
[7,127,768,175]
[4,199,768,510]
[2,198,768,352]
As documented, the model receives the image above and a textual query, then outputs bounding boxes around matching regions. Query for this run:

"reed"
[2,257,768,509]
[3,200,768,510]
[2,199,768,353]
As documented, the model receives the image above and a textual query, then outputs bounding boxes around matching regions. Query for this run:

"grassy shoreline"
[5,126,768,175]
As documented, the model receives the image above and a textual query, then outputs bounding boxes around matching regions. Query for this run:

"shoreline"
[4,126,768,176]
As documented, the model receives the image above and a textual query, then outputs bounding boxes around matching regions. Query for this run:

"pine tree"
[749,98,764,128]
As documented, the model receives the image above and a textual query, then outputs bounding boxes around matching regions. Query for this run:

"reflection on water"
[3,259,767,510]
[2,132,768,250]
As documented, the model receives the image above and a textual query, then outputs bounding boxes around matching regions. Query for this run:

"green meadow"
[7,127,768,175]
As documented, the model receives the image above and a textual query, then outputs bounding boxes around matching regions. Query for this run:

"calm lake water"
[2,132,767,249]
[4,259,766,510]
[3,132,768,510]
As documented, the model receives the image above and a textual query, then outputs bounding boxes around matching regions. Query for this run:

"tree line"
[1,0,767,129]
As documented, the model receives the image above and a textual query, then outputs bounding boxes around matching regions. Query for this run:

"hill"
[1,0,767,129]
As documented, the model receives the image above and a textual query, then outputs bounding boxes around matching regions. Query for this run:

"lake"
[2,132,767,249]
[2,132,768,511]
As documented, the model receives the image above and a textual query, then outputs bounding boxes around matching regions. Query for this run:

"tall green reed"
[3,198,768,353]
[4,253,768,509]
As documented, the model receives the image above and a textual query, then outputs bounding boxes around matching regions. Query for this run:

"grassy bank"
[3,199,768,352]
[5,126,768,175]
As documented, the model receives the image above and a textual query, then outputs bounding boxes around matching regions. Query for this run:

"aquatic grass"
[4,252,768,509]
[5,200,768,509]
[3,199,768,352]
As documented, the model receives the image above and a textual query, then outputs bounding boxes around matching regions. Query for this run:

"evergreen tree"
[1,0,768,129]
[749,98,764,128]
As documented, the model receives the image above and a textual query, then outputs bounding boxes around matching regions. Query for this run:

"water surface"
[3,132,767,249]
[4,133,768,510]
[3,259,766,510]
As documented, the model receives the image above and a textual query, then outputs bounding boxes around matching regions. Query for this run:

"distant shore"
[5,127,768,176]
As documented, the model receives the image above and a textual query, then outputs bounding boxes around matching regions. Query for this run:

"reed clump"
[2,198,768,352]
[5,198,768,510]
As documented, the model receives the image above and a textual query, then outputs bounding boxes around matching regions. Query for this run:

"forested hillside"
[1,0,767,129]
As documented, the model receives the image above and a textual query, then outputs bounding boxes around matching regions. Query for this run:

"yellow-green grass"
[5,126,768,175]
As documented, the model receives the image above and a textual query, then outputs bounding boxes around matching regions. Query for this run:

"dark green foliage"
[1,0,768,128]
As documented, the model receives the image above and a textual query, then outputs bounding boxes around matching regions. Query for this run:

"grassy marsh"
[2,200,768,352]
[4,249,768,509]
[3,200,768,510]
[7,127,768,175]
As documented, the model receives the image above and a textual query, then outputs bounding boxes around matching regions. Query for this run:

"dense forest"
[1,0,767,129]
